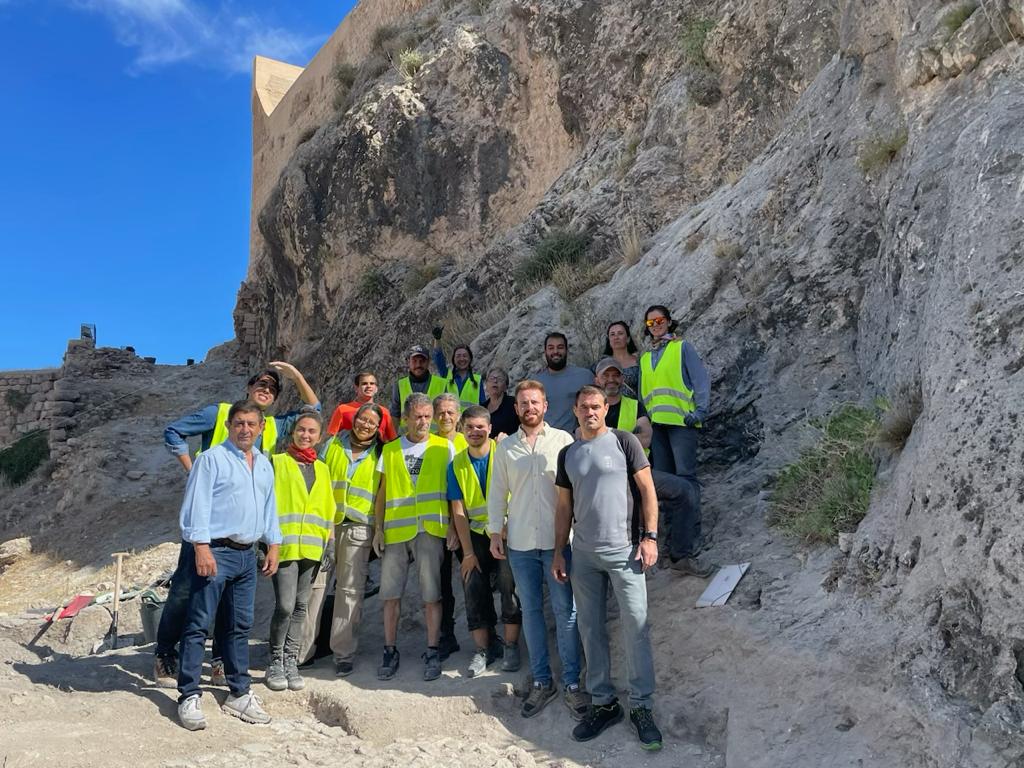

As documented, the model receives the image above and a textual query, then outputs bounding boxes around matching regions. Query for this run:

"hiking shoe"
[177,694,206,731]
[467,648,489,678]
[438,634,460,662]
[265,656,287,691]
[487,637,505,663]
[669,556,714,578]
[572,702,624,742]
[501,642,521,673]
[222,691,271,725]
[521,680,558,718]
[284,656,304,691]
[377,647,400,681]
[335,660,354,677]
[423,649,442,681]
[153,655,177,689]
[630,707,663,751]
[209,659,227,687]
[563,683,591,721]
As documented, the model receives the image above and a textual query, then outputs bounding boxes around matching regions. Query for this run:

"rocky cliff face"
[240,0,1024,762]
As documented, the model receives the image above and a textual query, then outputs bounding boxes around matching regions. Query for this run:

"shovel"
[105,552,129,648]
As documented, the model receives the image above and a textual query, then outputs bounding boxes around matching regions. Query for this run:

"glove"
[320,541,336,571]
[684,412,703,428]
[431,326,443,340]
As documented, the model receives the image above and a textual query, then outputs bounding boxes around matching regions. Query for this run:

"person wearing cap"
[326,370,398,442]
[389,345,446,429]
[155,361,320,688]
[594,358,652,450]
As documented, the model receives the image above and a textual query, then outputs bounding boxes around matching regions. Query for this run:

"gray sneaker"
[423,649,442,681]
[177,693,206,731]
[209,659,227,687]
[563,683,591,721]
[521,680,558,718]
[467,648,489,678]
[284,656,304,691]
[501,642,521,673]
[222,691,271,724]
[265,656,287,692]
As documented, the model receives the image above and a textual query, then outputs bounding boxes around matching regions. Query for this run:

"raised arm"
[270,361,318,406]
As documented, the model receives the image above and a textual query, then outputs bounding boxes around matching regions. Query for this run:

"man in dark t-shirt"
[551,385,663,751]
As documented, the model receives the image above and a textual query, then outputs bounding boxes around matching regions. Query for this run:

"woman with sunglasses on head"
[602,321,641,397]
[638,305,712,577]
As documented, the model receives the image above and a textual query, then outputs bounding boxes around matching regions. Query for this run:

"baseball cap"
[595,358,623,376]
[408,344,429,359]
[247,369,282,393]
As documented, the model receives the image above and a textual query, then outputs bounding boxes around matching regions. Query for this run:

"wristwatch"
[641,531,658,541]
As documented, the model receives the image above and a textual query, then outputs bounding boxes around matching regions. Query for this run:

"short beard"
[545,355,567,371]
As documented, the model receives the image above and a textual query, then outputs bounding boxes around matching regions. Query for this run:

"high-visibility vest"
[271,453,335,562]
[397,375,447,415]
[446,373,481,411]
[440,431,468,453]
[452,442,494,535]
[381,435,450,545]
[613,397,639,433]
[640,341,698,427]
[206,402,278,456]
[323,438,380,526]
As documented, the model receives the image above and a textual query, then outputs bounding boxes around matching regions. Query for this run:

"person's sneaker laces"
[377,647,400,681]
[209,659,227,687]
[467,648,489,678]
[153,655,177,689]
[571,702,624,742]
[177,694,206,731]
[222,691,271,725]
[423,649,442,681]
[520,680,558,718]
[265,655,287,691]
[563,683,591,721]
[669,556,714,578]
[501,642,521,673]
[630,707,663,751]
[284,656,304,691]
[335,660,354,677]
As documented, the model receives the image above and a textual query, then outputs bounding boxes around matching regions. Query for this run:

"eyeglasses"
[644,317,668,328]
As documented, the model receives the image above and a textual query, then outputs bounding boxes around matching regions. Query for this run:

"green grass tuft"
[0,430,49,487]
[769,405,879,545]
[396,48,425,80]
[942,3,977,37]
[514,230,593,289]
[680,15,715,69]
[858,126,908,173]
[358,268,391,298]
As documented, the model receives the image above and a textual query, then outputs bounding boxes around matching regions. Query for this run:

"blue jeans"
[507,547,580,687]
[155,540,227,661]
[177,546,257,702]
[650,424,702,556]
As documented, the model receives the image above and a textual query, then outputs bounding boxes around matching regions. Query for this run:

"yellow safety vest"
[381,435,450,544]
[271,453,335,562]
[397,375,447,414]
[440,431,468,453]
[452,442,494,535]
[614,397,639,433]
[640,341,698,427]
[323,438,380,526]
[446,374,481,410]
[206,402,278,457]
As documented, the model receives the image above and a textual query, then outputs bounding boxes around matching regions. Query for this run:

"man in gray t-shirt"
[552,385,663,750]
[534,331,594,432]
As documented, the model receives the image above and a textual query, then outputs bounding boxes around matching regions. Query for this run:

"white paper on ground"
[695,563,751,608]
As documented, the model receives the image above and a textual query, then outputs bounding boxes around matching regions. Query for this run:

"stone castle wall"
[0,369,60,449]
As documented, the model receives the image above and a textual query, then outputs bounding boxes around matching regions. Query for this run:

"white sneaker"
[222,691,271,725]
[177,694,207,731]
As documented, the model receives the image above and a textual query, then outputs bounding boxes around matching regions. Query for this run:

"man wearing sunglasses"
[155,361,321,688]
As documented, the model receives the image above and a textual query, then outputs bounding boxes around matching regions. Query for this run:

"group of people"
[156,304,711,753]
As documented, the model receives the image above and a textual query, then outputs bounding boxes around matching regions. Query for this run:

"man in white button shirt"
[488,380,589,720]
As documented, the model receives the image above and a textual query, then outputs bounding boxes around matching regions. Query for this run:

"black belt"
[209,538,253,551]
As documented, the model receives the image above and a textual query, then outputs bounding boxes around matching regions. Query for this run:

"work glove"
[432,326,443,340]
[321,540,336,572]
[684,412,703,428]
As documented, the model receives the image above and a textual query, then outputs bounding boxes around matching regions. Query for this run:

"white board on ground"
[696,563,750,608]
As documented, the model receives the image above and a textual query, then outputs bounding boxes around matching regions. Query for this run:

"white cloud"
[73,0,326,75]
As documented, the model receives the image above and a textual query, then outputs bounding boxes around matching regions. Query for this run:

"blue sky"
[0,1,355,369]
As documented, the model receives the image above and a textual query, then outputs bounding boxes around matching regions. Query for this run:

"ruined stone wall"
[0,369,59,448]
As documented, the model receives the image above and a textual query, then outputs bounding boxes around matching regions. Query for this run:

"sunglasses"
[644,317,668,327]
[252,379,279,393]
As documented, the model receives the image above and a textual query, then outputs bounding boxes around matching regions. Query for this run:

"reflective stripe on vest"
[271,453,334,562]
[446,374,481,411]
[398,375,447,420]
[323,438,380,525]
[639,341,696,426]
[204,402,278,457]
[452,441,494,535]
[615,397,639,434]
[381,434,450,544]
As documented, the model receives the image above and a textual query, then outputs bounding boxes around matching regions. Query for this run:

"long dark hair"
[642,304,679,337]
[450,344,479,388]
[602,320,638,356]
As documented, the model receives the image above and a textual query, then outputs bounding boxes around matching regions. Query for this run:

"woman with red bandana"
[266,411,334,692]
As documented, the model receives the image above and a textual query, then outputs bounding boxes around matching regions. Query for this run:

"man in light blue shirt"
[176,400,282,732]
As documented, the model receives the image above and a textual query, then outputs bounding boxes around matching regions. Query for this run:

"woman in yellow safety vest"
[322,402,383,677]
[266,411,334,693]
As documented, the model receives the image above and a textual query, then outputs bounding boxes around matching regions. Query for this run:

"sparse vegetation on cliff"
[680,15,715,68]
[396,49,425,80]
[0,430,48,487]
[4,390,30,413]
[942,2,977,37]
[514,230,593,290]
[858,126,908,173]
